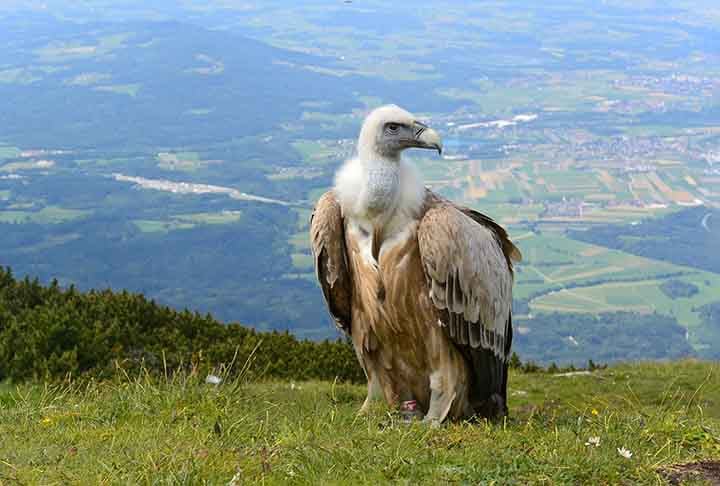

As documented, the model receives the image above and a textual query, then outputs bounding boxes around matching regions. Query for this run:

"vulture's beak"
[412,121,443,155]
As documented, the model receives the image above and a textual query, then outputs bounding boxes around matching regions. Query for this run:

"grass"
[0,160,55,172]
[156,152,211,172]
[133,219,197,233]
[0,361,718,484]
[175,212,243,225]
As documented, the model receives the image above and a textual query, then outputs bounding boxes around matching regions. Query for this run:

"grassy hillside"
[1,361,718,484]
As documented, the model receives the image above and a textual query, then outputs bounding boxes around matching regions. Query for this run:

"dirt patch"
[660,461,720,485]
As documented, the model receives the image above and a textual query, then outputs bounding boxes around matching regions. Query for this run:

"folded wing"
[309,191,352,335]
[418,196,520,416]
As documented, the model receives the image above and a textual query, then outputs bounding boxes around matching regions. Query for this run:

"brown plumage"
[310,105,521,424]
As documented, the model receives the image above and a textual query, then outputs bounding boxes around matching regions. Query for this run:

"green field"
[0,206,90,224]
[156,151,210,172]
[133,212,243,233]
[292,140,343,166]
[0,361,717,484]
[0,146,20,161]
[512,230,720,348]
[532,273,720,349]
[514,233,682,299]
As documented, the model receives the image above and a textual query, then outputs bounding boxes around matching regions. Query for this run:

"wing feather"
[418,200,514,358]
[418,195,519,418]
[310,191,352,335]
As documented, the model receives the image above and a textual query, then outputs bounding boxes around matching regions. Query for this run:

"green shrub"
[0,267,364,383]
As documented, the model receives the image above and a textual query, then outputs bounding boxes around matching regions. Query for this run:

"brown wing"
[309,191,352,335]
[418,196,519,417]
[457,206,522,271]
[418,199,514,355]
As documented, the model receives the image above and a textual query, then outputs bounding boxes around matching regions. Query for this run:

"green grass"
[0,361,718,484]
[531,272,720,341]
[0,160,55,172]
[515,233,672,300]
[156,151,208,171]
[175,212,243,225]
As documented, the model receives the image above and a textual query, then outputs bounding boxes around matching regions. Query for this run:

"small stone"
[205,374,222,385]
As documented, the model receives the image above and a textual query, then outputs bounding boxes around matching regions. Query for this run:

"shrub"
[0,267,364,383]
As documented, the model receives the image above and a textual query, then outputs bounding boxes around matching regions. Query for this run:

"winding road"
[701,213,712,232]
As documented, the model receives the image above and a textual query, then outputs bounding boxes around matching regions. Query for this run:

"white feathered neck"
[334,156,425,223]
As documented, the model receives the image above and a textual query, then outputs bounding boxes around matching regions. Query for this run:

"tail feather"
[461,314,513,419]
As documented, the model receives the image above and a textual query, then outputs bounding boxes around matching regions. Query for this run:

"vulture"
[310,105,521,424]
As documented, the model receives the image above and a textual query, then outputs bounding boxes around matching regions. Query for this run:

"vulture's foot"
[399,400,424,424]
[475,393,508,421]
[358,397,378,415]
[421,416,443,428]
[424,388,457,425]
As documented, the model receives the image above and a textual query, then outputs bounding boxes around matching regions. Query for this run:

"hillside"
[0,361,718,484]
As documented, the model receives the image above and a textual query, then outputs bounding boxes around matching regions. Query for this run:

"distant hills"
[0,15,349,149]
[0,13,459,151]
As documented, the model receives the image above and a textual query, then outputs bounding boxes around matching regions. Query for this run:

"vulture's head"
[358,104,442,161]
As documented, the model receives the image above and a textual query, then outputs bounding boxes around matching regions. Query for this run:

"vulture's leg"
[353,329,384,414]
[358,373,383,414]
[422,370,460,426]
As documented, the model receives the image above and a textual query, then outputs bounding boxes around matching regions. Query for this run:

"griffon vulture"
[310,105,521,424]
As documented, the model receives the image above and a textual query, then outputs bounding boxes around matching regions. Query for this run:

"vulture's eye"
[386,123,400,133]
